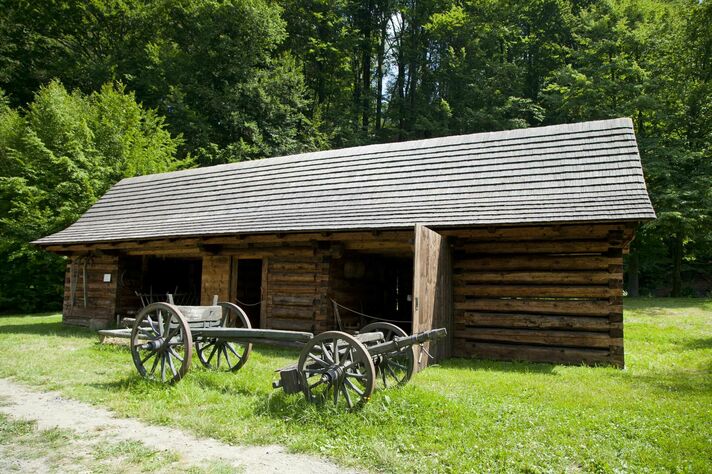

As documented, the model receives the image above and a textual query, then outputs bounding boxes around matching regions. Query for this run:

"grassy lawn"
[0,298,709,473]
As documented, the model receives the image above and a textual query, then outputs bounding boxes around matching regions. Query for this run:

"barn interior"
[328,251,414,333]
[116,256,202,317]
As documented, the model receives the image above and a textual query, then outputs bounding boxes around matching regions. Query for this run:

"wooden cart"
[99,297,445,409]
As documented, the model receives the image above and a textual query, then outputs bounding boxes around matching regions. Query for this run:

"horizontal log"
[267,318,313,332]
[453,255,618,271]
[268,305,315,319]
[457,312,614,331]
[343,241,414,251]
[457,240,612,254]
[454,299,617,317]
[64,296,116,307]
[230,248,317,259]
[206,230,410,245]
[454,285,618,298]
[268,284,320,295]
[268,273,322,283]
[269,295,317,306]
[62,318,91,327]
[441,223,630,241]
[45,231,413,253]
[64,308,114,318]
[125,248,203,257]
[455,328,613,348]
[268,262,318,272]
[453,340,614,365]
[63,281,117,291]
[453,271,612,285]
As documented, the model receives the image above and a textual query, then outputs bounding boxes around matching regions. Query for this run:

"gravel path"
[0,378,357,473]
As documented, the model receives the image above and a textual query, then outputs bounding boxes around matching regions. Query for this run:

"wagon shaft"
[195,328,314,344]
[367,328,447,358]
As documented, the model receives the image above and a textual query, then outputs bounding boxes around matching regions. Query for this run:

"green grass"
[0,298,710,473]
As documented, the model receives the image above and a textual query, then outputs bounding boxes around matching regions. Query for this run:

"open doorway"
[235,259,263,328]
[329,253,413,332]
[116,256,202,319]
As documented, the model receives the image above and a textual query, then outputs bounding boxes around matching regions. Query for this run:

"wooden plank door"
[412,224,453,370]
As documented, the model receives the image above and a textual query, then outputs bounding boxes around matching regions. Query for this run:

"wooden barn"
[35,118,655,367]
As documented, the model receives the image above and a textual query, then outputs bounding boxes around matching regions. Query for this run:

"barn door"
[412,224,453,370]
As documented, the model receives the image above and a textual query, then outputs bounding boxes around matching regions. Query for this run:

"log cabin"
[34,118,655,367]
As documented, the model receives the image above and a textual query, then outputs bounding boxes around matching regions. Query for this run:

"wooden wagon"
[99,296,445,410]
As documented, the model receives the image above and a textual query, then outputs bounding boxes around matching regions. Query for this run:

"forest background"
[1,0,710,311]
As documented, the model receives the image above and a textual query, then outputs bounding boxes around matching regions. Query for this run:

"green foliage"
[139,0,324,158]
[0,81,183,312]
[0,0,710,299]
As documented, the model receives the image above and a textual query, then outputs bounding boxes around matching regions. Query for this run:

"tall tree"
[0,81,183,311]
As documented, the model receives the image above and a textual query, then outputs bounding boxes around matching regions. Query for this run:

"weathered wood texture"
[201,256,233,305]
[62,255,119,329]
[261,246,332,333]
[193,243,335,334]
[449,223,633,367]
[413,225,453,367]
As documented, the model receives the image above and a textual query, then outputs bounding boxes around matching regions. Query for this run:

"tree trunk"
[375,12,386,131]
[670,234,683,297]
[627,249,640,297]
[361,0,373,133]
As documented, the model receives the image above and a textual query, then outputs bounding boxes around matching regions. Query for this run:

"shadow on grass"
[682,337,712,350]
[438,357,557,375]
[614,370,712,395]
[254,386,368,423]
[0,321,96,339]
[623,297,711,310]
[88,377,143,392]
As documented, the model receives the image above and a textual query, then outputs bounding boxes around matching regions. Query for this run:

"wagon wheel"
[195,302,252,372]
[298,331,375,410]
[360,322,414,388]
[130,302,192,384]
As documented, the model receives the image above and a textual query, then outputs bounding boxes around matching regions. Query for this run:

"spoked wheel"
[130,302,192,384]
[298,331,375,410]
[360,322,414,388]
[195,302,252,372]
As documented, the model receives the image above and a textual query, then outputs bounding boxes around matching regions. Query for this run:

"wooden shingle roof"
[35,118,655,245]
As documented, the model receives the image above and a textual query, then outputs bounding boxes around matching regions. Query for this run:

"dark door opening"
[116,256,202,318]
[329,254,413,333]
[235,259,263,328]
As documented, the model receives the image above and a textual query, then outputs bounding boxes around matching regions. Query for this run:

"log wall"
[63,255,119,329]
[262,246,332,333]
[446,224,633,367]
[201,256,233,305]
[196,245,334,333]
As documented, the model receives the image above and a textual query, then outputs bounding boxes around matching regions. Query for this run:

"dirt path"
[0,378,358,473]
